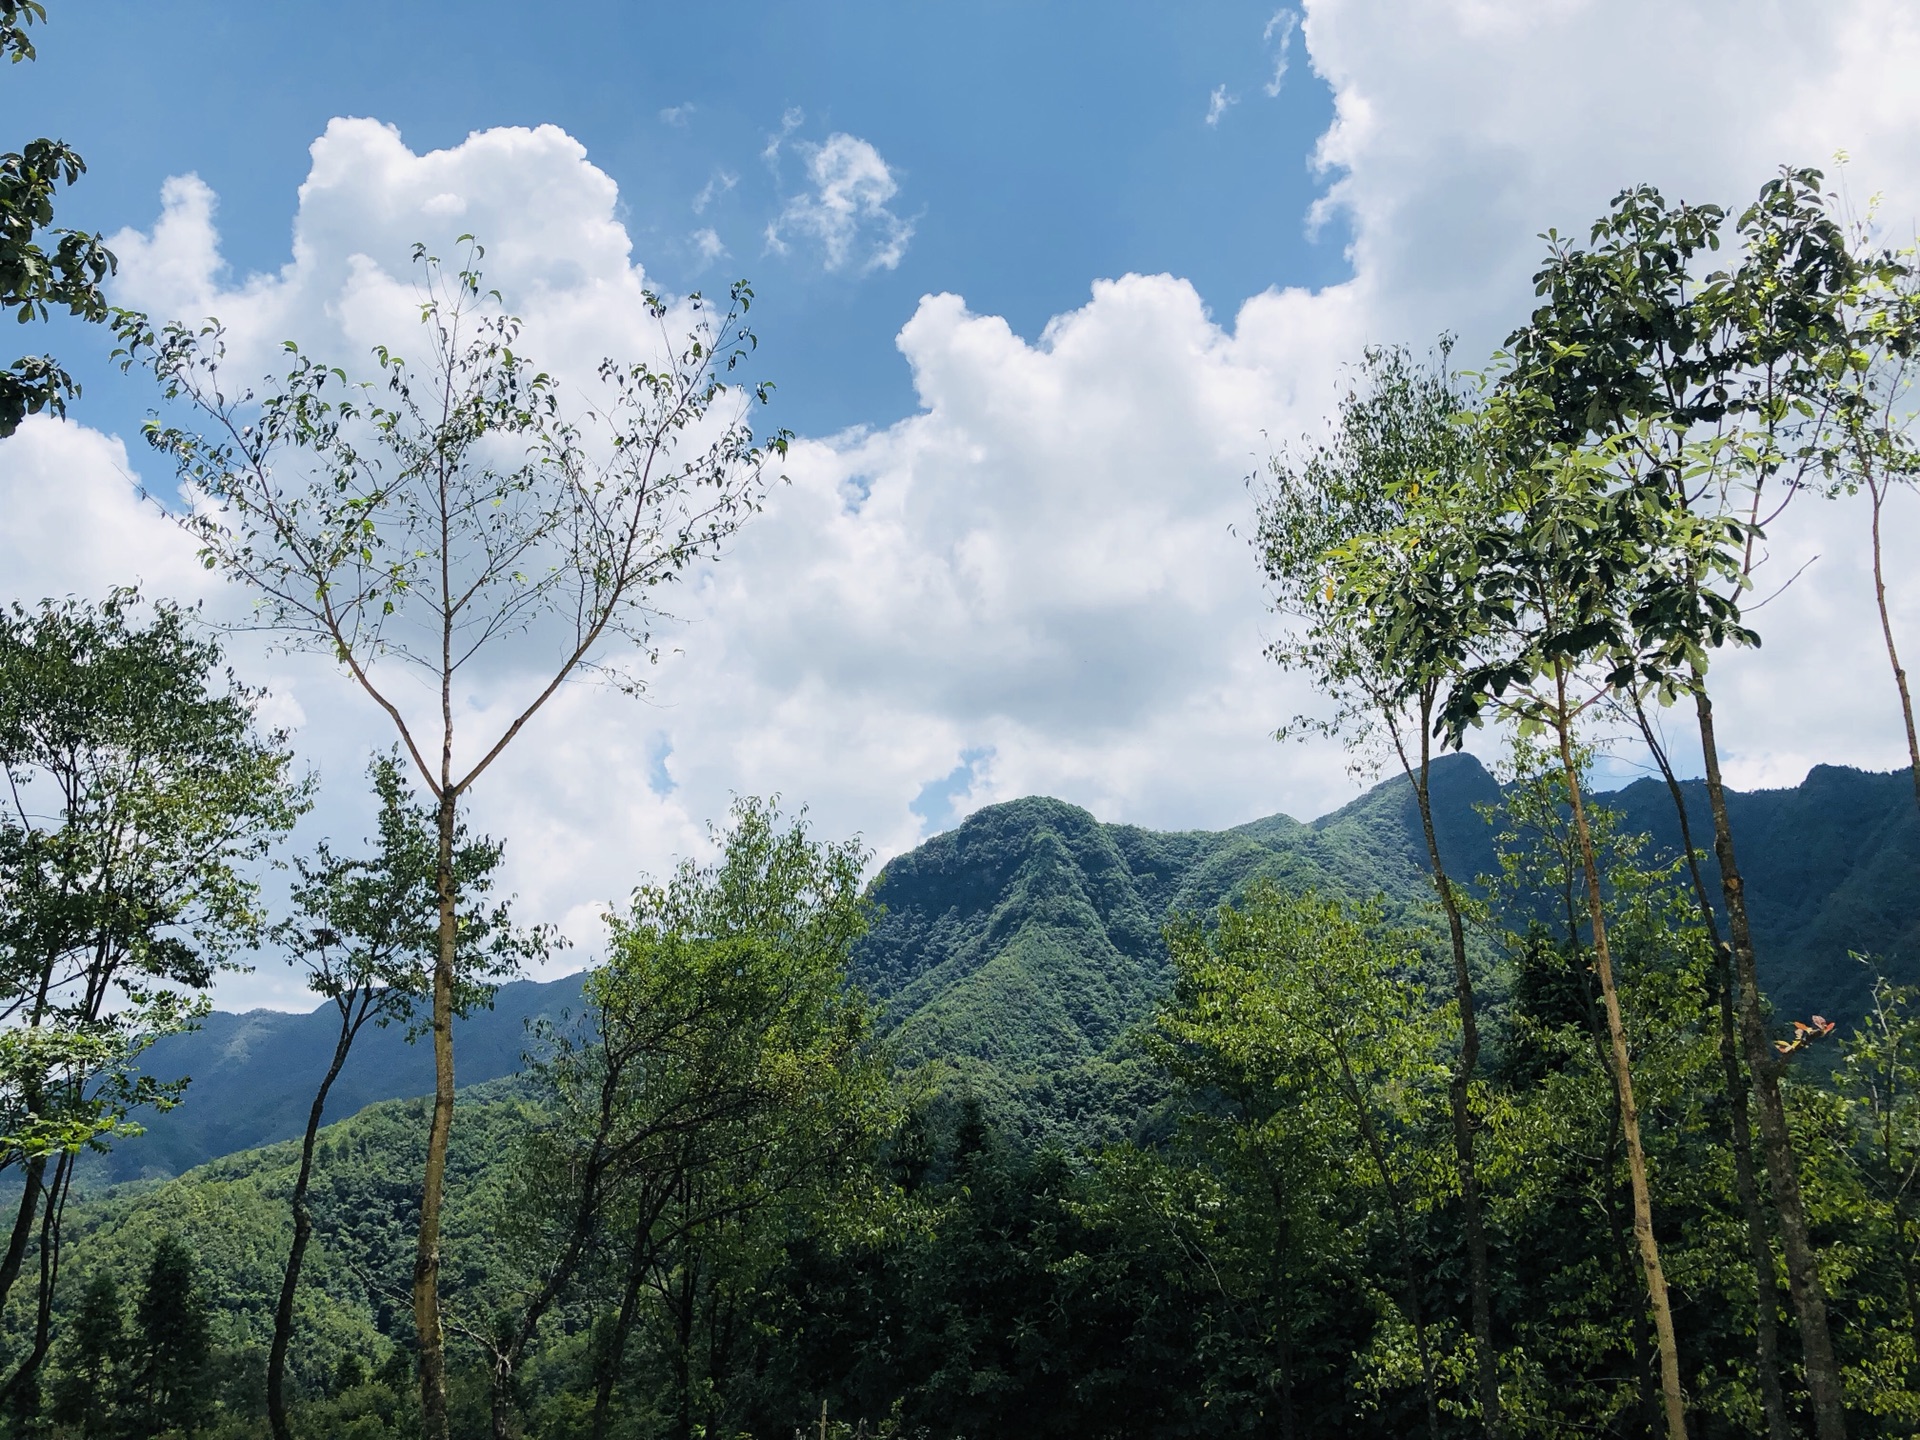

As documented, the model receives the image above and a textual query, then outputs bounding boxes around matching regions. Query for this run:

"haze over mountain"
[96,755,1919,1186]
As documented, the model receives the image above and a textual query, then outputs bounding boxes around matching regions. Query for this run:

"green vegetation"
[87,752,1920,1190]
[6,753,1912,1438]
[5,16,1920,1429]
[0,1,115,436]
[116,241,789,1437]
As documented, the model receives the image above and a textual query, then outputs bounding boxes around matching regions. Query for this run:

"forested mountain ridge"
[102,754,1918,1182]
[95,979,587,1184]
[856,755,1503,1140]
[1604,762,1920,1019]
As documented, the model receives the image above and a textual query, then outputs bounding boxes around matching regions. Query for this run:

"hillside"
[87,977,588,1185]
[101,756,1920,1178]
[1604,763,1920,1020]
[24,1086,537,1412]
[856,755,1502,1140]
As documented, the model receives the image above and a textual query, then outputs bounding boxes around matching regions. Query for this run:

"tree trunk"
[1267,1178,1299,1440]
[270,1016,358,1440]
[1635,708,1792,1440]
[491,1352,515,1440]
[0,1150,72,1408]
[1596,1081,1659,1430]
[1716,947,1795,1439]
[1692,679,1848,1440]
[1870,477,1920,811]
[590,1244,649,1440]
[486,1140,614,1440]
[1406,726,1503,1436]
[591,1189,674,1440]
[672,1245,697,1440]
[0,1154,46,1318]
[414,788,460,1440]
[1553,707,1688,1440]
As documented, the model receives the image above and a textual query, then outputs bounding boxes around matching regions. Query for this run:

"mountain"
[87,977,588,1185]
[98,756,1919,1180]
[1603,764,1920,1020]
[855,755,1504,1141]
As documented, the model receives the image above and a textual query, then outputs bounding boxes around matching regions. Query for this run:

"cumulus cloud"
[7,2,1920,1012]
[1205,85,1238,127]
[767,132,914,273]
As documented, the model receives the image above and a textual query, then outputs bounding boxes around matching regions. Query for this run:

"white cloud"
[7,2,1920,1012]
[1206,85,1238,127]
[767,132,914,273]
[762,107,805,167]
[692,168,736,214]
[1264,9,1299,96]
[0,419,205,603]
[690,226,726,265]
[659,103,694,128]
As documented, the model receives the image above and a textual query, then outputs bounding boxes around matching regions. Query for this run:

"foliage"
[127,1233,216,1437]
[273,754,537,1039]
[0,592,305,1409]
[510,798,895,1440]
[116,240,789,1437]
[0,0,116,436]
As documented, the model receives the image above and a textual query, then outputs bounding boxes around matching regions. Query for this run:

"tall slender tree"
[1628,694,1792,1439]
[1254,342,1504,1435]
[265,755,539,1440]
[1404,434,1691,1439]
[1820,240,1920,808]
[1503,170,1858,1439]
[118,243,787,1439]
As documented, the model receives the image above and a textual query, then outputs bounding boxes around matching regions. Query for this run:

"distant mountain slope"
[88,976,587,1186]
[1605,764,1920,1020]
[102,757,1919,1177]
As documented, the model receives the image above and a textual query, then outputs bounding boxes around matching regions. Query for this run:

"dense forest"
[88,755,1918,1189]
[4,2,1920,1438]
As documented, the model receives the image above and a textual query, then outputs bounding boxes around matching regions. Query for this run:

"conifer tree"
[128,1234,213,1438]
[48,1271,122,1439]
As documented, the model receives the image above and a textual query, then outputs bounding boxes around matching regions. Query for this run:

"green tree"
[265,756,542,1440]
[1255,341,1505,1434]
[127,1234,213,1438]
[1476,737,1755,1432]
[1816,235,1920,810]
[47,1271,121,1439]
[1380,417,1691,1437]
[116,243,786,1440]
[1157,886,1451,1437]
[0,1,116,436]
[1502,169,1859,1438]
[1834,976,1920,1419]
[487,799,890,1440]
[0,592,305,1403]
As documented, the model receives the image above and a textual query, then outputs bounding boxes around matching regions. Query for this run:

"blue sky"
[4,0,1348,442]
[3,1,1918,1007]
